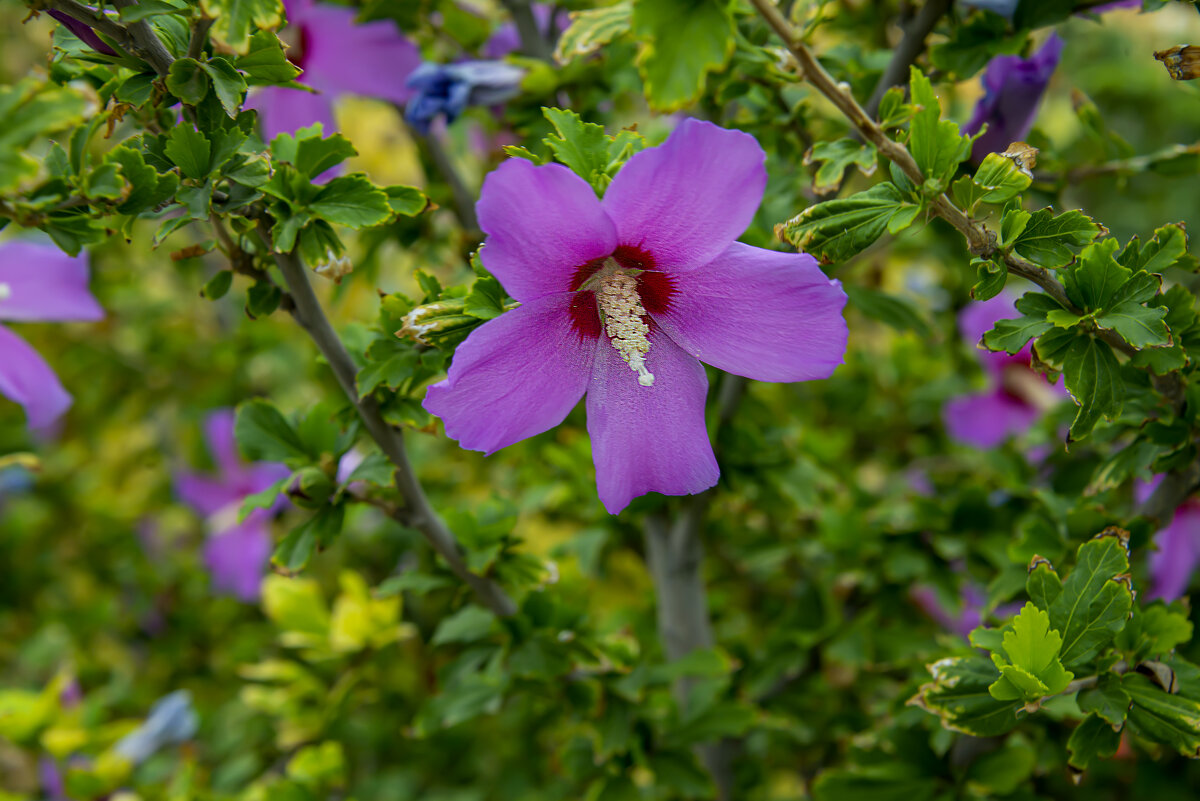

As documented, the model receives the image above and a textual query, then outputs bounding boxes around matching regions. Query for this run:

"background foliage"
[3,0,1200,799]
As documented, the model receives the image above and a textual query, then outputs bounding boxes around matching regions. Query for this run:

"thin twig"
[38,0,137,56]
[264,230,517,617]
[497,0,552,61]
[108,0,175,75]
[186,15,213,60]
[865,0,953,119]
[404,121,482,236]
[746,0,1198,522]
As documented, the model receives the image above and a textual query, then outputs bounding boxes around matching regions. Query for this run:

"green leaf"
[463,276,507,321]
[384,185,428,216]
[953,151,1032,209]
[543,107,610,191]
[273,504,345,572]
[907,67,972,188]
[777,183,907,264]
[1007,207,1106,268]
[164,124,212,180]
[246,280,282,318]
[238,475,290,522]
[235,399,309,462]
[805,139,877,196]
[376,572,453,597]
[1057,334,1124,440]
[1123,672,1200,757]
[1048,533,1133,667]
[1095,301,1170,349]
[1027,560,1062,611]
[200,58,247,117]
[309,175,392,227]
[911,656,1021,736]
[202,270,234,300]
[1116,602,1195,662]
[116,0,183,22]
[166,58,210,106]
[270,124,358,179]
[432,606,496,646]
[115,72,157,106]
[972,258,1007,301]
[813,767,937,801]
[201,0,285,54]
[1064,239,1131,311]
[237,30,302,84]
[1067,713,1122,771]
[554,1,632,63]
[982,292,1061,353]
[631,0,734,112]
[1118,222,1192,274]
[1078,675,1131,726]
[988,603,1074,703]
[843,285,930,336]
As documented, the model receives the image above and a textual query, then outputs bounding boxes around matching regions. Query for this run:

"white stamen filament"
[0,283,10,302]
[596,270,655,387]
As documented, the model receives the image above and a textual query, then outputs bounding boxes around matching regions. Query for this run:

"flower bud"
[397,297,481,347]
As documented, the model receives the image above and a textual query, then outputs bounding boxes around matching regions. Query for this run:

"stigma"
[596,270,655,387]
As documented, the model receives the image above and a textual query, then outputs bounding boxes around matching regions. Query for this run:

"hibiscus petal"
[204,515,273,602]
[586,330,718,514]
[176,472,242,518]
[0,241,103,322]
[602,118,766,270]
[652,242,847,382]
[0,325,73,429]
[300,8,420,105]
[477,160,617,301]
[943,389,1039,448]
[246,85,336,141]
[1148,505,1200,601]
[423,293,595,454]
[203,409,242,474]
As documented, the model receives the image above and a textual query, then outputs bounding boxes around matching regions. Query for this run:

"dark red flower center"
[567,245,675,342]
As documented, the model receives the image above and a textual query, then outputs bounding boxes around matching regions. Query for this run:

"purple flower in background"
[0,241,104,429]
[482,3,562,58]
[1137,477,1200,601]
[965,34,1064,162]
[423,119,849,514]
[943,293,1065,449]
[404,61,525,135]
[911,583,987,639]
[245,0,420,140]
[176,410,289,601]
[47,9,119,56]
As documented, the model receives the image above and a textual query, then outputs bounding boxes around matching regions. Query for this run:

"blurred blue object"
[404,61,525,135]
[113,690,199,764]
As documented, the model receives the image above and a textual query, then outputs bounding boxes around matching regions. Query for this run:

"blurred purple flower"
[423,119,848,513]
[113,690,198,764]
[944,293,1066,448]
[911,583,987,639]
[482,3,562,58]
[176,410,290,601]
[965,34,1064,162]
[1137,477,1200,601]
[404,60,525,135]
[245,0,420,140]
[47,9,119,56]
[0,241,104,430]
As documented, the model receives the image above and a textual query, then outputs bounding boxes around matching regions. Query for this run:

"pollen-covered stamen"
[596,270,655,387]
[0,283,10,302]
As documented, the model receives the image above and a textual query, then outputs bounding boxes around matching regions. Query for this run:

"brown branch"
[108,0,175,75]
[262,227,517,617]
[747,0,1185,411]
